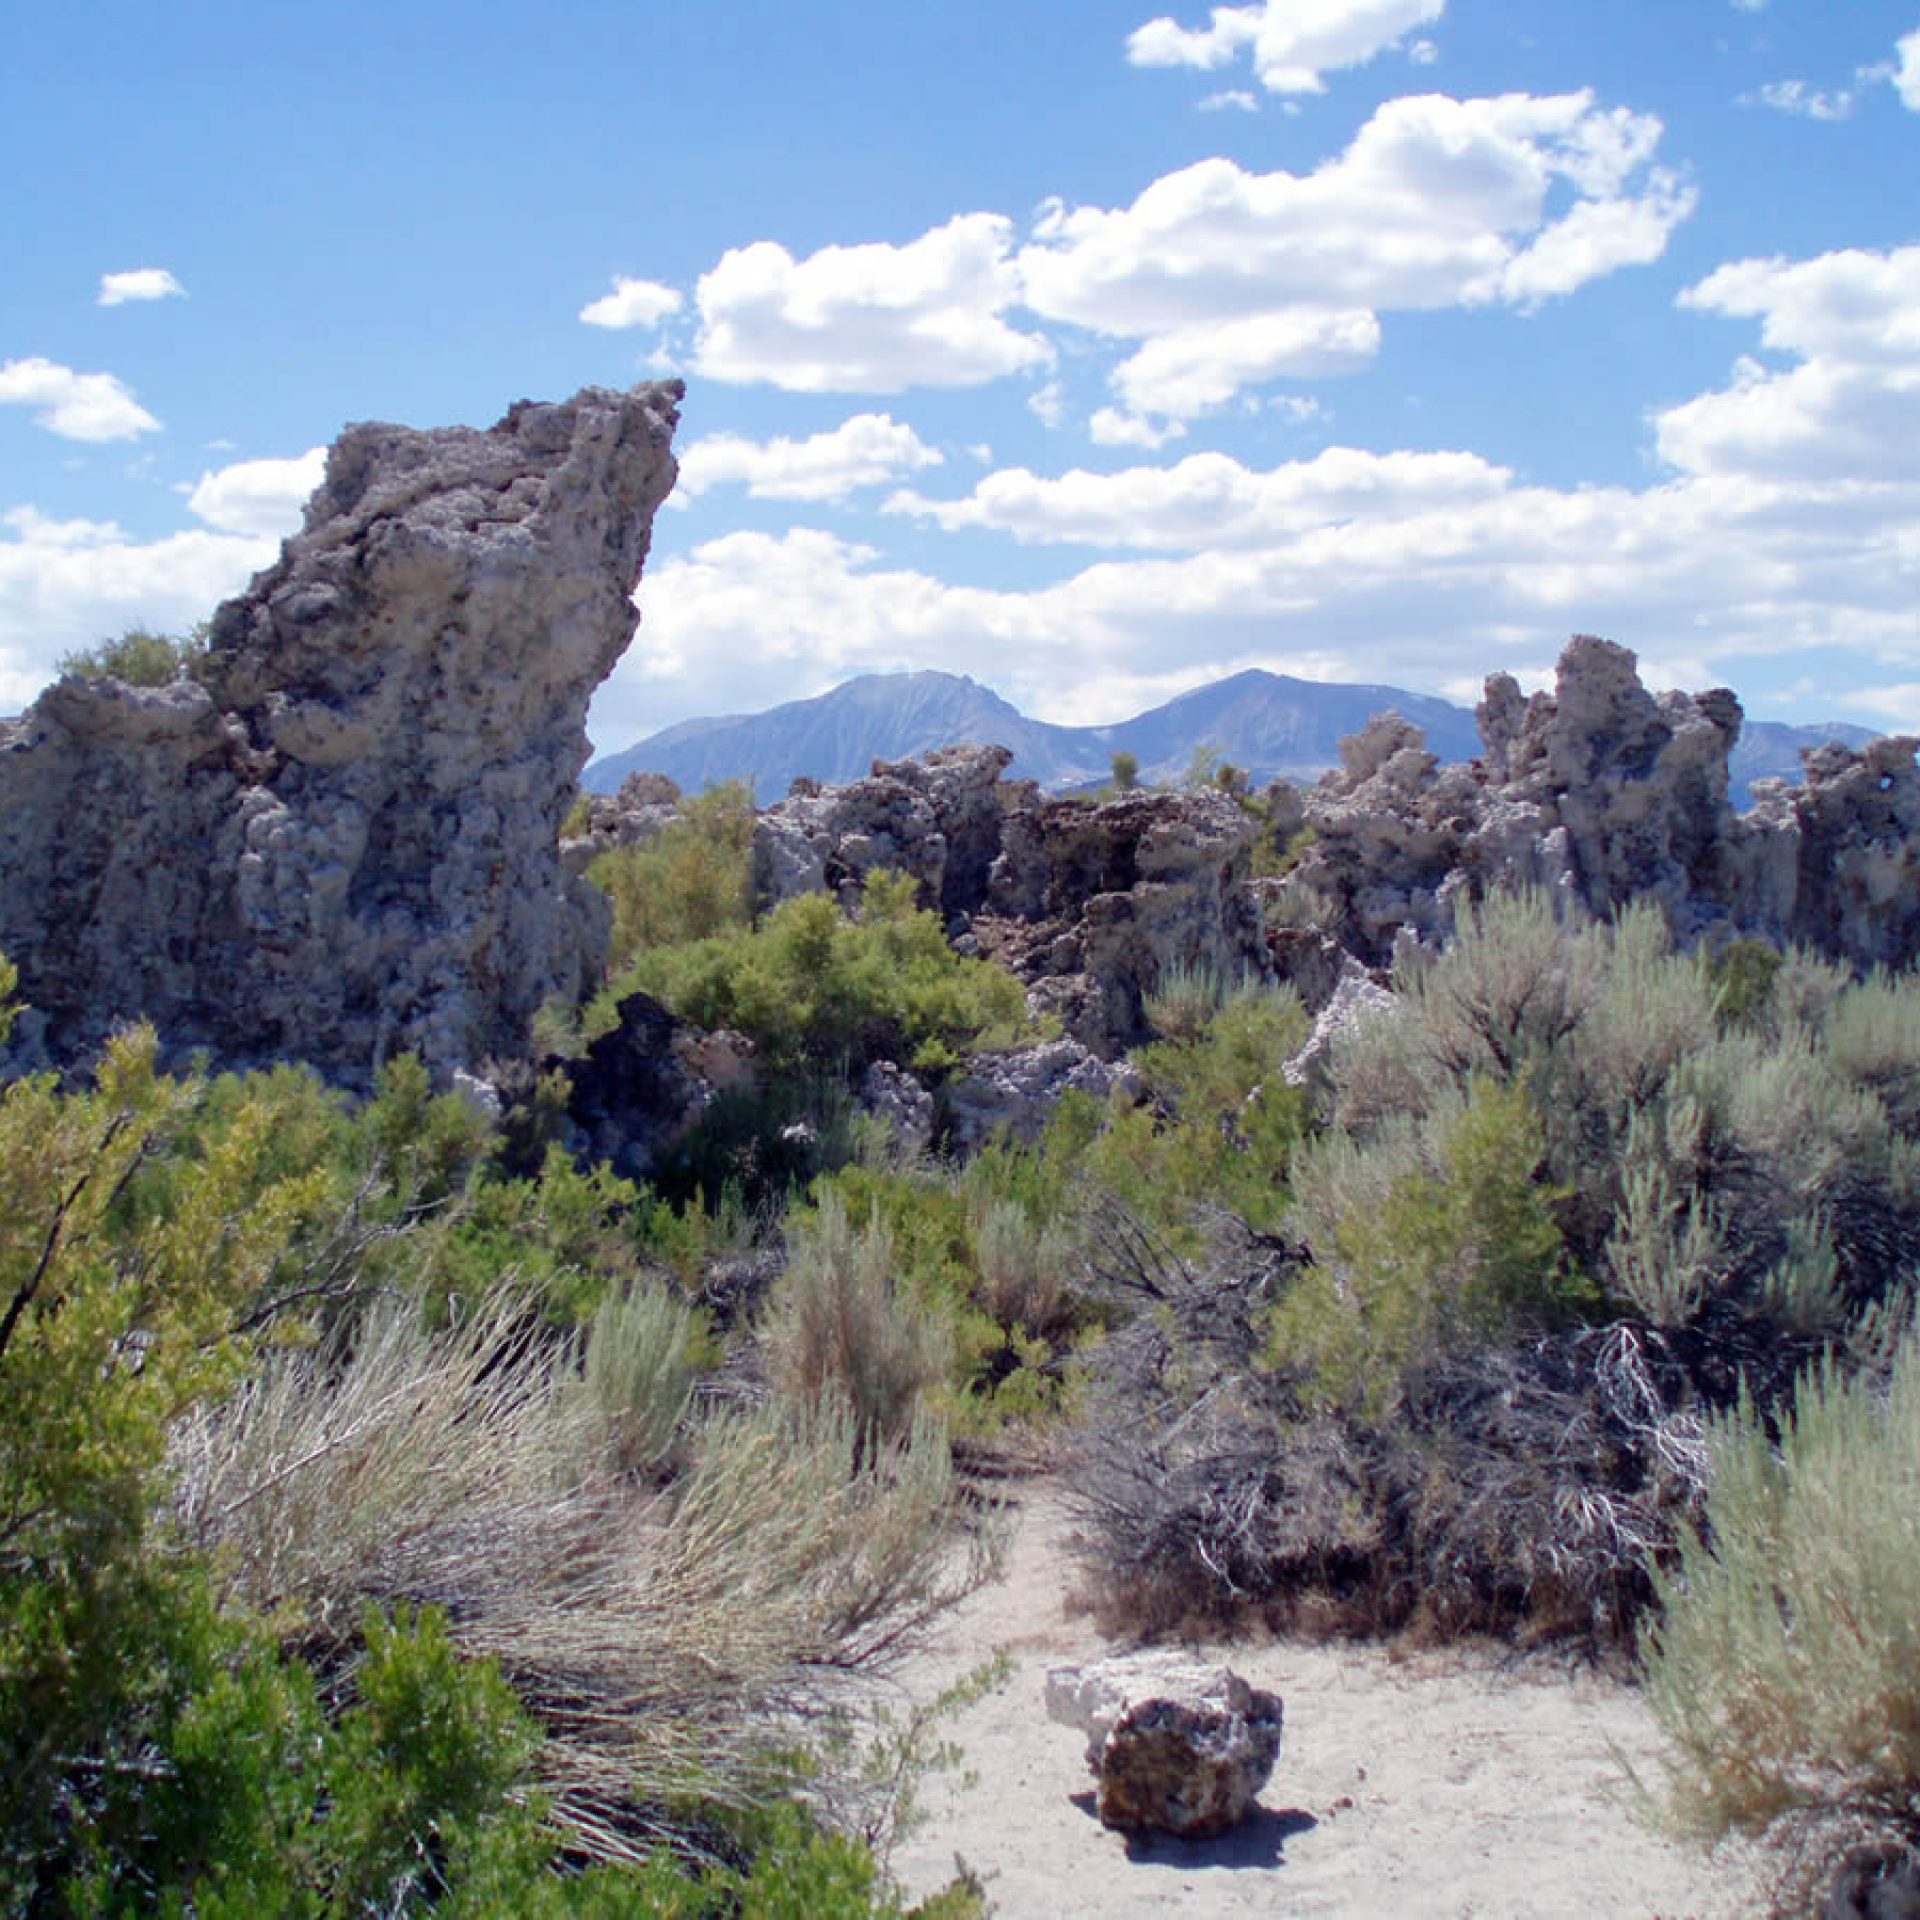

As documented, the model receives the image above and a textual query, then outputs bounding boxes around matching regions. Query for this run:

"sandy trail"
[887,1480,1763,1919]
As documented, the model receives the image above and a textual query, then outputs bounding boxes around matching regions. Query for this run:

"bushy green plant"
[616,869,1032,1078]
[56,622,210,688]
[0,1031,342,1869]
[590,781,755,966]
[1708,935,1785,1031]
[1272,1075,1582,1413]
[1642,1333,1920,1841]
[1064,982,1308,1245]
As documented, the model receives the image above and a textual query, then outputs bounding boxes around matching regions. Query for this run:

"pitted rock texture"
[0,384,681,1082]
[946,1039,1144,1153]
[1046,1655,1284,1838]
[753,751,1273,1055]
[752,744,1023,922]
[1291,634,1920,968]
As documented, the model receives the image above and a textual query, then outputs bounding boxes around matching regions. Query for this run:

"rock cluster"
[1294,634,1920,968]
[753,744,1021,923]
[561,769,684,880]
[0,384,681,1083]
[753,747,1273,1055]
[1046,1654,1284,1837]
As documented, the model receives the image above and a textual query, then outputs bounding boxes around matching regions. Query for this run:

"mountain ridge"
[585,669,1877,809]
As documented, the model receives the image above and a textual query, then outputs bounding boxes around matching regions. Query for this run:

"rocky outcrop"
[1290,635,1920,969]
[945,1039,1143,1153]
[561,769,684,880]
[752,744,1021,922]
[858,1057,937,1158]
[0,384,681,1082]
[754,753,1273,1055]
[556,989,753,1183]
[1046,1655,1284,1837]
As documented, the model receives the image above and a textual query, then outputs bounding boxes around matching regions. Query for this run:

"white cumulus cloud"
[888,446,1510,548]
[0,358,161,442]
[1089,408,1188,449]
[693,213,1053,393]
[1017,91,1691,425]
[186,448,327,537]
[1661,246,1920,482]
[98,267,186,306]
[578,276,684,329]
[676,413,943,502]
[1896,29,1920,110]
[1108,309,1380,419]
[1126,0,1445,94]
[0,511,271,709]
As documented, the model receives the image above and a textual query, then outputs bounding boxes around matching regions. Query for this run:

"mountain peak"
[584,668,1866,806]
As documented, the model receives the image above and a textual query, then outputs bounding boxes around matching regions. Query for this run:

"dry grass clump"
[170,1292,588,1625]
[969,1196,1078,1348]
[572,1279,708,1478]
[170,1287,989,1865]
[1642,1334,1920,1848]
[759,1189,952,1451]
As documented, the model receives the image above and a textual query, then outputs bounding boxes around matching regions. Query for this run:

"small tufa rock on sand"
[1046,1654,1284,1839]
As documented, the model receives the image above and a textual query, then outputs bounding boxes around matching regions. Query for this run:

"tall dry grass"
[169,1288,989,1864]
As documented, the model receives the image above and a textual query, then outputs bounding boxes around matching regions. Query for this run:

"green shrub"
[1641,1333,1920,1841]
[57,622,210,687]
[1272,1075,1582,1414]
[0,1029,342,1878]
[809,1160,1098,1426]
[1708,936,1784,1031]
[1064,981,1307,1247]
[590,781,755,966]
[616,870,1032,1078]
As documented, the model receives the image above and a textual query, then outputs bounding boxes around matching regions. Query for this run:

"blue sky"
[5,0,1920,753]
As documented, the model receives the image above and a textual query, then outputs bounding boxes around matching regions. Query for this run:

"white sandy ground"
[884,1481,1768,1920]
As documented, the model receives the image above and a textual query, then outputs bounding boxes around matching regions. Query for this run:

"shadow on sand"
[1068,1794,1319,1871]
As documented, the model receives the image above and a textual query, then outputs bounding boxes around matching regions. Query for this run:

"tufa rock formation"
[1046,1654,1284,1838]
[751,745,1273,1055]
[1293,634,1920,970]
[0,384,681,1083]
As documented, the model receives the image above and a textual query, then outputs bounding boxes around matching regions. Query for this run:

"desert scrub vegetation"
[1066,889,1920,1646]
[800,1143,1104,1431]
[591,779,756,965]
[606,868,1036,1079]
[1047,971,1309,1249]
[55,620,212,688]
[0,961,993,1913]
[1640,1332,1920,1906]
[1641,1336,1920,1837]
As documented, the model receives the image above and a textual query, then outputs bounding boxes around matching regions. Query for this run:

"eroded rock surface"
[0,384,681,1082]
[1291,634,1920,968]
[753,750,1273,1055]
[946,1039,1144,1153]
[1046,1654,1284,1837]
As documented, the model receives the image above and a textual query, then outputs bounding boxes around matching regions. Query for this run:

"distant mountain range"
[585,669,1877,811]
